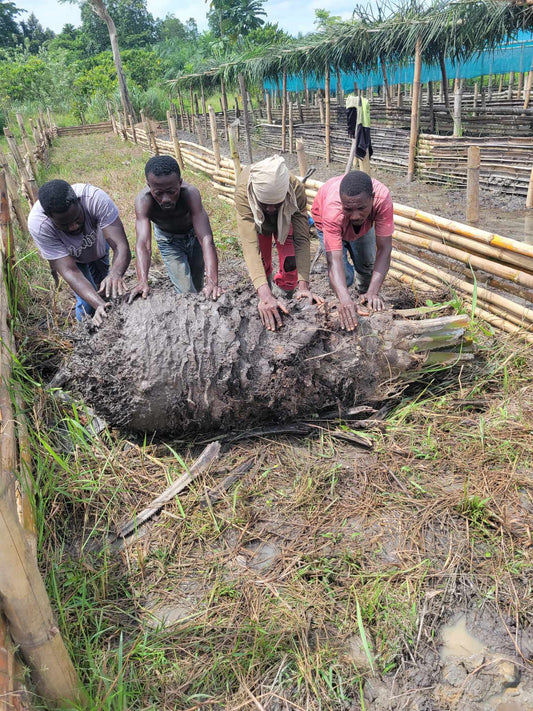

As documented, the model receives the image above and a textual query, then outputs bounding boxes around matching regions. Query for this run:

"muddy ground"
[173,126,533,244]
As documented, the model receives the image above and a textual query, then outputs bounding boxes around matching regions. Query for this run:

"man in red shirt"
[311,170,394,331]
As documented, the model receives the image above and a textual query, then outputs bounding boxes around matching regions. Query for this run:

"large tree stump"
[55,289,468,435]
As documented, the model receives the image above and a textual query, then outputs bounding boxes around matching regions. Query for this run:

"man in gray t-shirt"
[28,180,131,325]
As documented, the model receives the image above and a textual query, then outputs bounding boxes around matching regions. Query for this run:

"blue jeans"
[76,248,110,321]
[317,227,376,292]
[154,225,205,294]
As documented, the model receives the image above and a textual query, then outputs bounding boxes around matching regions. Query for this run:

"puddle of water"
[439,614,486,660]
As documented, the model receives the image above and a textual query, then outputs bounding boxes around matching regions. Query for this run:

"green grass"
[5,130,533,709]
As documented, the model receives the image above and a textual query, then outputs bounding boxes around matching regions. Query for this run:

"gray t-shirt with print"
[28,184,119,264]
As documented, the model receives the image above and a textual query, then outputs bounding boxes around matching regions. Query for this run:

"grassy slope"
[16,133,533,710]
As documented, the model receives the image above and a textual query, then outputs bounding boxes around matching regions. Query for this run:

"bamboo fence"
[109,113,533,343]
[0,118,86,707]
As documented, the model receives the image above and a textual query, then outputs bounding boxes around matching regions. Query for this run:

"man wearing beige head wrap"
[235,155,322,331]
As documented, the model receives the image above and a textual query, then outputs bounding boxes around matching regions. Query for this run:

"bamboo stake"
[507,71,514,100]
[0,150,28,232]
[281,70,287,152]
[336,68,344,108]
[220,78,229,141]
[453,76,463,137]
[517,71,524,102]
[428,81,435,133]
[295,138,307,177]
[208,105,221,171]
[288,101,294,154]
[129,114,137,143]
[0,173,14,265]
[407,37,422,182]
[466,145,480,224]
[266,92,272,124]
[228,121,241,178]
[238,74,253,164]
[525,69,533,110]
[167,113,184,172]
[325,63,331,166]
[527,166,533,210]
[14,114,37,180]
[3,130,38,204]
[380,56,391,109]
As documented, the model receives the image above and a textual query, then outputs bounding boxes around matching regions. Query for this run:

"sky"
[16,0,357,37]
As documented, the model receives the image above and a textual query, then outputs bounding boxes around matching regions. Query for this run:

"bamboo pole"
[200,85,208,137]
[466,145,480,224]
[507,71,514,100]
[325,62,331,166]
[266,92,272,124]
[295,138,307,177]
[517,72,524,101]
[453,76,463,138]
[428,81,435,133]
[527,166,533,210]
[0,173,14,265]
[167,113,184,172]
[220,78,229,141]
[0,150,28,231]
[129,114,137,143]
[288,101,294,154]
[391,249,533,324]
[393,213,533,273]
[281,70,287,152]
[393,203,533,259]
[14,114,37,180]
[393,229,533,289]
[208,105,221,171]
[3,129,38,203]
[336,68,344,108]
[0,196,86,707]
[407,37,422,182]
[238,74,253,164]
[380,56,391,109]
[525,70,533,111]
[228,121,241,177]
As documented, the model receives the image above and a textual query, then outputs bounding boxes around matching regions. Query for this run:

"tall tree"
[19,12,54,53]
[0,0,22,47]
[207,0,266,41]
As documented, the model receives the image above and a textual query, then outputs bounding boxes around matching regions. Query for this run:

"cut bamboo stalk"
[238,74,253,164]
[325,62,331,166]
[407,37,422,182]
[167,113,184,172]
[391,249,533,323]
[0,151,27,232]
[3,130,38,204]
[208,105,221,171]
[288,101,294,154]
[228,121,241,177]
[220,78,229,140]
[527,166,533,210]
[193,116,205,147]
[128,114,137,143]
[281,70,287,152]
[466,145,480,224]
[393,204,533,259]
[296,138,307,177]
[453,76,463,137]
[266,92,272,124]
[393,229,533,289]
[524,70,532,110]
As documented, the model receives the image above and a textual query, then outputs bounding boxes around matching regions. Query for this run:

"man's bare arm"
[129,193,153,302]
[99,216,131,298]
[359,235,392,311]
[188,187,222,300]
[326,249,358,332]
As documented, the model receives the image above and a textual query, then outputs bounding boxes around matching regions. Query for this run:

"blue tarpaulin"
[266,30,533,92]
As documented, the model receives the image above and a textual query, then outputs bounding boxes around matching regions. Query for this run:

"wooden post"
[140,111,152,152]
[200,85,208,136]
[296,91,304,123]
[507,71,514,100]
[466,145,480,223]
[177,89,186,130]
[526,166,533,209]
[517,71,524,101]
[266,91,272,124]
[220,78,229,140]
[524,70,533,110]
[129,114,137,143]
[208,105,221,171]
[15,113,38,180]
[0,149,28,231]
[380,56,391,109]
[318,98,325,123]
[498,74,504,93]
[189,85,195,132]
[167,112,184,172]
[487,73,493,101]
[325,62,331,166]
[194,115,205,147]
[0,172,13,263]
[336,68,344,108]
[473,81,479,111]
[428,80,435,133]
[295,138,307,177]
[228,120,241,177]
[281,69,287,152]
[453,76,463,138]
[288,101,294,154]
[238,74,253,164]
[3,129,38,203]
[407,37,422,182]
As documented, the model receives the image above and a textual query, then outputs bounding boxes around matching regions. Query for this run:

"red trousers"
[258,229,297,292]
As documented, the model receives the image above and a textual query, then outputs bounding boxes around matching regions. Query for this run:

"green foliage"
[0,0,22,48]
[207,0,267,41]
[80,0,159,54]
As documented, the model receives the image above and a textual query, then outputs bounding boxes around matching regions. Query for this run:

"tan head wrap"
[247,155,299,244]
